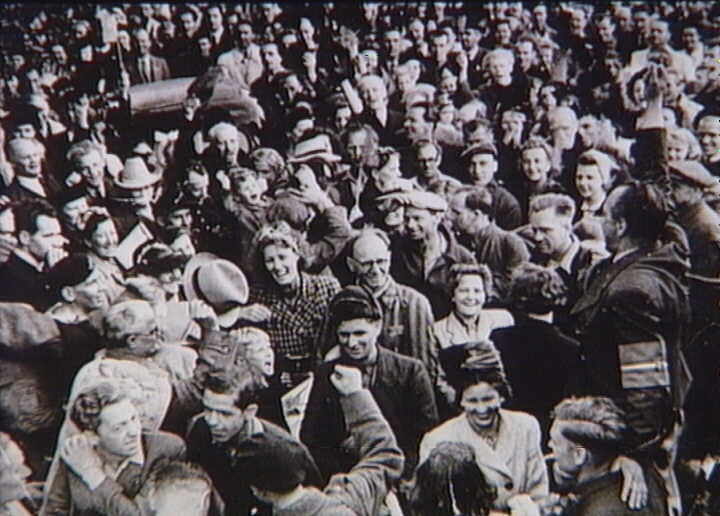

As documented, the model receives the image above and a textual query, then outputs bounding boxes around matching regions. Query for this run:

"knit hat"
[231,426,321,493]
[328,285,382,331]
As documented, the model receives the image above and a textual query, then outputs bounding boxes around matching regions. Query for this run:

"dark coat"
[569,470,668,516]
[127,54,171,84]
[571,243,692,449]
[301,346,438,479]
[0,253,53,310]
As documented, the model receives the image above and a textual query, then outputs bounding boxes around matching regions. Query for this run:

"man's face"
[212,126,240,166]
[384,30,402,56]
[136,32,152,55]
[337,317,381,362]
[416,144,439,177]
[0,209,17,248]
[533,5,548,27]
[666,139,689,161]
[263,244,300,286]
[462,28,480,49]
[521,147,551,183]
[11,140,43,177]
[549,421,582,482]
[578,116,600,148]
[202,390,246,443]
[88,219,118,259]
[346,131,366,163]
[550,112,578,149]
[468,152,497,187]
[529,208,572,259]
[334,106,351,129]
[128,185,155,208]
[570,10,587,34]
[431,34,449,60]
[405,206,439,241]
[208,7,223,31]
[410,20,425,43]
[261,44,282,71]
[71,268,111,312]
[167,208,193,231]
[158,267,183,297]
[698,117,720,158]
[489,55,513,83]
[496,23,512,45]
[238,23,253,47]
[96,399,142,458]
[351,236,391,290]
[10,54,25,71]
[186,171,209,198]
[180,13,196,35]
[649,20,670,49]
[516,41,535,70]
[360,78,386,110]
[597,19,615,43]
[439,68,458,94]
[14,124,36,140]
[683,27,700,50]
[404,108,429,140]
[149,480,210,516]
[25,215,65,262]
[78,150,104,188]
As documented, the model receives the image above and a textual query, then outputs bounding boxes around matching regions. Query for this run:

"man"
[202,122,250,197]
[136,460,214,516]
[451,188,529,301]
[547,107,583,189]
[629,18,695,84]
[462,143,522,229]
[302,286,436,480]
[43,381,186,514]
[391,190,476,318]
[346,229,437,381]
[0,198,67,310]
[353,74,404,147]
[527,194,598,304]
[696,115,720,177]
[65,140,119,203]
[129,28,171,84]
[410,140,462,197]
[186,367,320,515]
[3,137,63,202]
[202,5,233,58]
[571,182,691,512]
[247,364,403,515]
[217,21,263,91]
[477,49,530,121]
[549,396,668,515]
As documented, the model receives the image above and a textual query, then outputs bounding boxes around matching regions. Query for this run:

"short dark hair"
[607,182,668,243]
[509,263,568,314]
[71,381,128,432]
[15,198,56,235]
[82,213,113,242]
[203,367,260,410]
[465,189,494,218]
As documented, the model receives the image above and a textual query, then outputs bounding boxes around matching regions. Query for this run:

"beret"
[669,160,718,188]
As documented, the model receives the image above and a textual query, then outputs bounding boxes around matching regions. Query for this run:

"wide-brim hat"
[288,134,342,164]
[183,253,249,328]
[115,157,161,190]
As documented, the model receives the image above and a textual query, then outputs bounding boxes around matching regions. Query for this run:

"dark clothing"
[301,346,438,480]
[571,243,692,449]
[569,470,668,516]
[491,315,585,445]
[469,223,529,302]
[0,253,52,311]
[390,226,476,319]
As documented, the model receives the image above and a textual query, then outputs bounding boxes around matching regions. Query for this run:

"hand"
[188,300,219,331]
[61,433,104,481]
[330,365,363,396]
[236,303,271,323]
[288,166,333,210]
[507,494,540,516]
[611,455,648,510]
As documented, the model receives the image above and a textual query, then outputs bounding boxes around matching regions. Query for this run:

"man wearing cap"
[302,285,437,480]
[390,190,476,318]
[108,156,162,227]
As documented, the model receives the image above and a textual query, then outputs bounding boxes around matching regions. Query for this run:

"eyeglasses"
[354,257,389,271]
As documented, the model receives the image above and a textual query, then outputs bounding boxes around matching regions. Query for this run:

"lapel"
[458,414,513,481]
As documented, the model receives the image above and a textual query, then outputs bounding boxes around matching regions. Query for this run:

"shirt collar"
[17,175,46,197]
[547,237,580,274]
[13,249,44,272]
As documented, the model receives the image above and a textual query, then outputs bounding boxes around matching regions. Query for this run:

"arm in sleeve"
[407,294,440,385]
[40,462,71,515]
[326,389,404,516]
[305,206,353,273]
[521,416,550,502]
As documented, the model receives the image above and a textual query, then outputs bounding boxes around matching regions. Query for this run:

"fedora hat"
[115,157,161,190]
[288,134,342,164]
[183,253,249,328]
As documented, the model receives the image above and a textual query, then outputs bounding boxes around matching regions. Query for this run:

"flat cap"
[669,160,718,188]
[402,190,448,212]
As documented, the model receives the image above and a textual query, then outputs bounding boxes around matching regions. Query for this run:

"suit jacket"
[0,253,53,311]
[42,432,186,516]
[128,54,171,84]
[301,346,438,479]
[3,174,64,203]
[570,470,668,515]
[419,410,549,511]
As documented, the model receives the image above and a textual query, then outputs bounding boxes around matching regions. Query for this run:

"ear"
[573,446,588,468]
[242,403,258,419]
[18,230,30,247]
[616,216,628,237]
[347,256,359,274]
[61,286,76,303]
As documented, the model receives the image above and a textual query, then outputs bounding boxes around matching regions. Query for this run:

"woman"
[244,221,340,389]
[419,353,549,513]
[573,149,617,221]
[81,212,125,302]
[516,137,565,221]
[665,126,702,161]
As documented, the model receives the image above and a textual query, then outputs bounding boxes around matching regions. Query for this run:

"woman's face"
[575,164,606,200]
[461,382,502,429]
[89,220,118,259]
[521,147,551,183]
[453,274,486,318]
[263,244,300,286]
[666,139,690,161]
[158,267,183,297]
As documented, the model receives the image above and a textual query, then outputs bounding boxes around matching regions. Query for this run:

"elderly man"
[302,286,436,480]
[43,381,186,515]
[629,17,695,84]
[353,74,404,146]
[549,397,668,515]
[0,198,67,310]
[345,229,437,381]
[571,182,690,513]
[390,190,476,318]
[3,137,63,202]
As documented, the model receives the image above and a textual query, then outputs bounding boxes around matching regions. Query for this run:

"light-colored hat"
[402,190,448,212]
[115,157,161,190]
[669,160,718,189]
[288,134,342,164]
[183,253,249,328]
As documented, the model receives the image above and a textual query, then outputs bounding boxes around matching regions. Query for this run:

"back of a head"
[607,182,668,244]
[410,441,495,516]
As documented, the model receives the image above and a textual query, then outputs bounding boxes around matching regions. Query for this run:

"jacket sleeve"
[407,293,440,385]
[305,205,353,274]
[520,415,550,502]
[325,389,404,516]
[41,461,71,515]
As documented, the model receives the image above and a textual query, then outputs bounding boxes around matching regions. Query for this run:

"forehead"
[99,399,136,426]
[337,317,377,332]
[462,381,498,398]
[456,274,484,288]
[36,215,61,233]
[353,234,389,257]
[202,389,236,410]
[530,207,563,227]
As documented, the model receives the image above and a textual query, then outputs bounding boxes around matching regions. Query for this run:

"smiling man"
[301,285,437,480]
[43,381,186,514]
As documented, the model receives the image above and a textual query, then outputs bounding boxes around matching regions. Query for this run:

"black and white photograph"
[0,2,719,514]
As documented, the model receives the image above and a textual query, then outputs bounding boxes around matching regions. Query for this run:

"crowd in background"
[2,2,720,515]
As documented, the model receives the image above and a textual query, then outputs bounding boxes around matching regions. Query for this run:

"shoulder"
[424,414,464,439]
[380,347,425,371]
[482,308,514,328]
[145,431,186,453]
[501,409,541,434]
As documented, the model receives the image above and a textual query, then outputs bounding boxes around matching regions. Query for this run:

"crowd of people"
[1,2,720,515]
